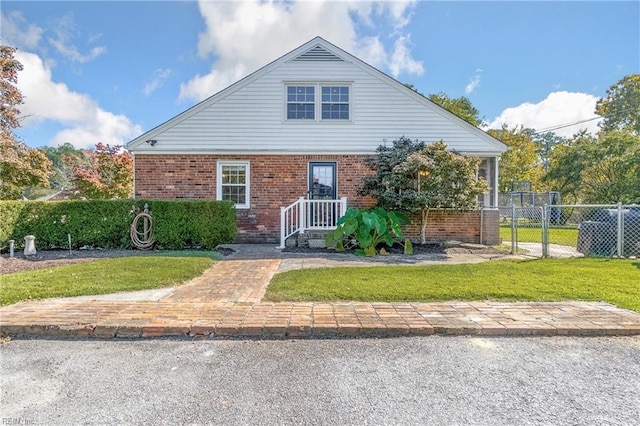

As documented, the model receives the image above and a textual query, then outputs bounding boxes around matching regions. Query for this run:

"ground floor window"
[217,161,250,208]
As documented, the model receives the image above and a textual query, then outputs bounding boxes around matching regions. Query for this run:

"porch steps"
[287,230,333,248]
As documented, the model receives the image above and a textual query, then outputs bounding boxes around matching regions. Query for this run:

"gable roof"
[127,36,507,155]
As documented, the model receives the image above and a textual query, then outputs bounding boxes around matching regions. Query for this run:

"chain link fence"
[499,204,640,258]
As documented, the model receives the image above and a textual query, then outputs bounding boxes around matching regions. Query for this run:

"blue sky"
[2,1,638,149]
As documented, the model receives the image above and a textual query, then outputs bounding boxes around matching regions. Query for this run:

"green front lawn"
[0,255,214,306]
[265,258,640,312]
[500,225,579,246]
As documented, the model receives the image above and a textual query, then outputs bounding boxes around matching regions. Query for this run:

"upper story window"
[285,83,351,121]
[321,86,349,120]
[287,86,315,120]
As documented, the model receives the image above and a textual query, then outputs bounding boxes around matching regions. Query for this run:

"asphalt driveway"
[2,336,639,425]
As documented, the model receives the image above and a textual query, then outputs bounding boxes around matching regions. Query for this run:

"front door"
[309,162,337,200]
[308,162,337,227]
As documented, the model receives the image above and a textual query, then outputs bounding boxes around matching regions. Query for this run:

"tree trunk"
[420,209,429,244]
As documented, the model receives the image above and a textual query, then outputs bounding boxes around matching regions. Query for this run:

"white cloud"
[16,51,141,148]
[0,11,43,49]
[488,91,602,138]
[143,68,173,96]
[389,35,424,77]
[465,69,482,95]
[48,13,106,63]
[180,0,422,102]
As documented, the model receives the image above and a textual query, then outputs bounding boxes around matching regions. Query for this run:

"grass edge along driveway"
[1,255,214,306]
[265,258,640,312]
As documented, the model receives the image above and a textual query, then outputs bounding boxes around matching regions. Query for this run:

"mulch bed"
[0,250,145,275]
[2,243,505,275]
[283,242,505,256]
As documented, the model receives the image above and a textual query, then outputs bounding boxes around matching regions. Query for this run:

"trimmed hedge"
[0,199,236,250]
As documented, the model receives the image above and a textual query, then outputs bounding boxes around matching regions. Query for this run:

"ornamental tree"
[360,137,487,244]
[65,143,133,199]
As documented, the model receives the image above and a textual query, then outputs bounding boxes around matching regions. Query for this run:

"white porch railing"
[279,197,348,248]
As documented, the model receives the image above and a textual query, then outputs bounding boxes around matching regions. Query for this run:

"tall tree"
[360,137,486,243]
[489,126,544,193]
[0,45,51,199]
[595,74,640,134]
[529,130,566,172]
[543,130,593,202]
[41,143,88,190]
[65,143,133,199]
[402,85,484,127]
[0,45,24,132]
[428,92,484,127]
[544,130,640,203]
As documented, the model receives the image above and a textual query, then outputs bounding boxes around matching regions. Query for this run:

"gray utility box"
[577,208,640,257]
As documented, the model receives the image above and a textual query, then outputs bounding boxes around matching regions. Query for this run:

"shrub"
[0,199,236,251]
[325,207,408,256]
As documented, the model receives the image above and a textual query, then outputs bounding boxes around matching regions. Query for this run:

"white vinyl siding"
[131,57,504,156]
[217,161,250,209]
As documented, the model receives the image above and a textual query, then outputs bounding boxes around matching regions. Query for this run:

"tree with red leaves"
[66,142,133,199]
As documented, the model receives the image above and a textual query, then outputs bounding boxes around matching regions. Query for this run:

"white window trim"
[284,82,352,123]
[217,160,250,209]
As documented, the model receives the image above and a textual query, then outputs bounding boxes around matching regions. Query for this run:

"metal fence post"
[511,204,516,254]
[542,205,549,258]
[617,202,623,258]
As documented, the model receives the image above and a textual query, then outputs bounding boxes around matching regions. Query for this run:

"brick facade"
[134,154,500,245]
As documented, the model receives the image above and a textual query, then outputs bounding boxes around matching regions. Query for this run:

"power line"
[533,116,601,134]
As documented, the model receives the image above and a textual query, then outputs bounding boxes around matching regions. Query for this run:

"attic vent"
[293,46,343,62]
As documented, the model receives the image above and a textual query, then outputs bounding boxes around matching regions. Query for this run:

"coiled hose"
[130,212,154,250]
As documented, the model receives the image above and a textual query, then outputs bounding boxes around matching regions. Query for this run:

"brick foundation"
[134,154,500,245]
[402,209,501,246]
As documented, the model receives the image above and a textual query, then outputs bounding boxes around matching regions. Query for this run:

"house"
[127,36,507,246]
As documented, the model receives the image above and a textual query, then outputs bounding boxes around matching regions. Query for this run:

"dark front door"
[309,162,337,200]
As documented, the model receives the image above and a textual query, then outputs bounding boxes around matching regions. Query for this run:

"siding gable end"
[127,37,507,156]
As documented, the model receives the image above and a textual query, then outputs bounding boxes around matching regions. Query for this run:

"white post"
[298,197,306,234]
[279,206,286,249]
[493,157,499,207]
[479,208,484,245]
[340,197,347,218]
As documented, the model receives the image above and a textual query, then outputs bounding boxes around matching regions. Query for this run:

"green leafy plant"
[404,238,413,255]
[325,207,408,256]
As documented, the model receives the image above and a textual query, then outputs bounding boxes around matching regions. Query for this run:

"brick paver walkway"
[1,250,639,339]
[162,260,280,304]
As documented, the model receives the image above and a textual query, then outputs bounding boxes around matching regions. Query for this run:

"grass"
[264,258,640,312]
[0,256,214,306]
[500,225,579,246]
